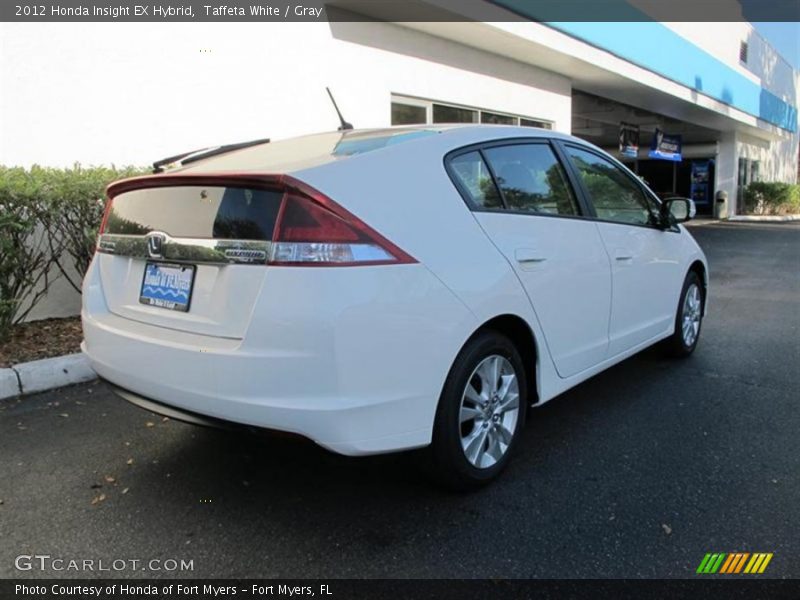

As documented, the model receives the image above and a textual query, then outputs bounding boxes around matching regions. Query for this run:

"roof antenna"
[326,87,353,131]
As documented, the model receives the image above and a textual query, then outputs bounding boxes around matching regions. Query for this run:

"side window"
[449,151,503,209]
[483,144,579,216]
[565,146,657,226]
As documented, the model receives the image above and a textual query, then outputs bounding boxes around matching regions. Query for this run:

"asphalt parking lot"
[1,221,798,579]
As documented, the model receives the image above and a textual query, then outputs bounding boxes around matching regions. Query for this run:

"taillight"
[95,196,113,252]
[269,177,416,266]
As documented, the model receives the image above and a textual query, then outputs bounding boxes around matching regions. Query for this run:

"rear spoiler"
[152,137,271,173]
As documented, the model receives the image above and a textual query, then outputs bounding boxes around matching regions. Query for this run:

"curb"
[684,219,720,227]
[728,215,800,222]
[0,353,97,400]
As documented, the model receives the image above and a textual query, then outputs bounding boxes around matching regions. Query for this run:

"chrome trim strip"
[97,233,270,265]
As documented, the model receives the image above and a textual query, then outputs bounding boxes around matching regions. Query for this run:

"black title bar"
[3,580,800,600]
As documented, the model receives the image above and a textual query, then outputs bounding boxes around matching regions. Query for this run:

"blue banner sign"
[649,129,682,161]
[690,160,712,205]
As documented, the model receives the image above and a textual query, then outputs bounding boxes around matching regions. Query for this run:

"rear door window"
[482,144,580,216]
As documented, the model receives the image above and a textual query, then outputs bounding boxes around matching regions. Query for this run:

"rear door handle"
[515,248,547,264]
[614,249,634,261]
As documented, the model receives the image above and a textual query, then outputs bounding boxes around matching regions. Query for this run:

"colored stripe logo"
[697,553,773,574]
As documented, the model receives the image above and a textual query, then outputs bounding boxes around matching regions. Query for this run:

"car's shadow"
[122,343,676,506]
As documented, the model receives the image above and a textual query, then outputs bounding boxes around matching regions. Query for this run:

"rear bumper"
[107,381,242,430]
[81,261,475,456]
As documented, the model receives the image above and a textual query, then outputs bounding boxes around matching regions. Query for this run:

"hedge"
[743,182,800,216]
[0,164,147,341]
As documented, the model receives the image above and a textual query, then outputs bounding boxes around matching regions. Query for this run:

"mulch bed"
[0,317,83,368]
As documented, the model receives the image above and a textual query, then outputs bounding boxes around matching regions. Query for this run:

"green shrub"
[41,164,146,292]
[0,167,61,341]
[743,182,800,215]
[0,164,146,339]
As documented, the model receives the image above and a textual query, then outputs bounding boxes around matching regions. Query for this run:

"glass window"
[481,111,517,125]
[737,157,750,212]
[751,160,760,182]
[520,118,553,130]
[565,146,656,226]
[433,104,478,124]
[107,186,283,240]
[483,144,579,215]
[449,151,503,209]
[391,102,426,125]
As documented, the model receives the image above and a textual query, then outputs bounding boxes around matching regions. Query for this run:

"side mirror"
[661,197,696,226]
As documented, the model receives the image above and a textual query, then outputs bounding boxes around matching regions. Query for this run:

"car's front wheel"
[427,331,527,490]
[664,270,704,357]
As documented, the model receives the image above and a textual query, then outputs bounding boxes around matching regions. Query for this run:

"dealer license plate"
[139,262,195,312]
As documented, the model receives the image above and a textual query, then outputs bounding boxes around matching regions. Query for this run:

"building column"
[716,131,738,217]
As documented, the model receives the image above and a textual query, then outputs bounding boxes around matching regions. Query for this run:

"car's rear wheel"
[427,331,527,490]
[664,270,704,357]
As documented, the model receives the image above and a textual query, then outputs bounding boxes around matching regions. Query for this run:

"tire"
[663,270,704,358]
[426,330,528,490]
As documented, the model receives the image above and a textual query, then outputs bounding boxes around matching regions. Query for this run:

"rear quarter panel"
[293,131,563,402]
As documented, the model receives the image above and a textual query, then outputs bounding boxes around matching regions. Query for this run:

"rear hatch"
[97,176,281,339]
[96,172,415,339]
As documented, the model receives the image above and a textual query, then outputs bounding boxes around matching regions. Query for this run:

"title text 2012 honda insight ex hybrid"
[82,125,707,487]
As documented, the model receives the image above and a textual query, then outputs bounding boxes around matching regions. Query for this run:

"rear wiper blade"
[152,147,206,173]
[152,137,271,173]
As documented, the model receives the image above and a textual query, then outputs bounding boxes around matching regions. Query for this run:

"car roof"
[173,124,577,175]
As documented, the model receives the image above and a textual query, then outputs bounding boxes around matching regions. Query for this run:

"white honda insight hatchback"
[82,125,708,487]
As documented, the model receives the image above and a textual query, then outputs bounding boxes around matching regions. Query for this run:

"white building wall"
[0,21,571,169]
[663,22,797,103]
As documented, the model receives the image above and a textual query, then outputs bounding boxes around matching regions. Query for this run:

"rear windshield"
[106,186,282,240]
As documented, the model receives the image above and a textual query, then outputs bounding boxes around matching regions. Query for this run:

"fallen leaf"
[126,458,134,466]
[121,488,129,495]
[124,442,131,447]
[90,493,107,505]
[162,417,169,422]
[58,413,69,418]
[104,475,116,484]
[146,421,155,428]
[661,523,672,535]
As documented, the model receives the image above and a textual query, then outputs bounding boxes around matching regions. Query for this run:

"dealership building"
[1,3,798,217]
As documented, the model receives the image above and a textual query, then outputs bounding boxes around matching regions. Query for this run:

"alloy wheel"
[459,355,520,469]
[682,283,702,347]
